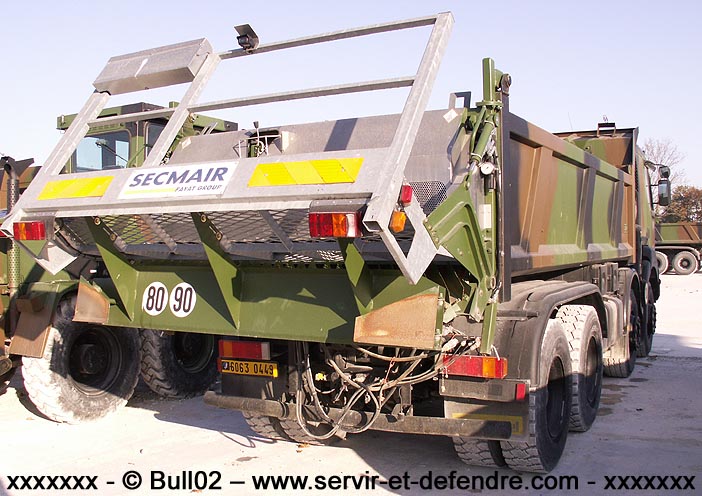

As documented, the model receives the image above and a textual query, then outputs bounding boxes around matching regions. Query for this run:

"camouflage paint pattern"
[656,222,702,246]
[504,117,637,278]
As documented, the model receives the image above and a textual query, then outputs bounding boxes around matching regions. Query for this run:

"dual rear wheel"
[21,295,217,423]
[455,305,604,473]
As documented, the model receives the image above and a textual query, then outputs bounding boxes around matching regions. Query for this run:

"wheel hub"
[76,344,107,375]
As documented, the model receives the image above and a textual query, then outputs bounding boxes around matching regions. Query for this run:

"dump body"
[654,222,702,274]
[656,222,702,246]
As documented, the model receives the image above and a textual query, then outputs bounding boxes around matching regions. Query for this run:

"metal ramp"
[2,13,456,284]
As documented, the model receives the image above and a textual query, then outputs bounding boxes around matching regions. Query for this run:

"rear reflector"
[13,221,46,241]
[443,354,508,379]
[309,211,362,238]
[515,382,528,402]
[219,340,271,360]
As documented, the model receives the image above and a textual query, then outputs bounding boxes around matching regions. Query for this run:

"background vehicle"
[1,13,668,471]
[655,222,701,275]
[0,105,235,420]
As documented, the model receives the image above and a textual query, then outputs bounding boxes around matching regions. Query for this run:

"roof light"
[13,221,46,241]
[309,212,362,238]
[443,354,508,379]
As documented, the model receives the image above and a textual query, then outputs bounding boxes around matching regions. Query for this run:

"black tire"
[672,251,697,275]
[1,367,15,396]
[242,413,290,441]
[637,283,656,358]
[556,305,603,432]
[140,330,218,398]
[21,297,140,424]
[277,417,335,446]
[655,251,669,274]
[604,289,638,378]
[501,320,572,473]
[453,437,506,467]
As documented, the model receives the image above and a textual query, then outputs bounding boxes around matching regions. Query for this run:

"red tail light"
[399,184,413,206]
[443,354,508,379]
[13,221,46,241]
[309,212,362,238]
[219,340,271,360]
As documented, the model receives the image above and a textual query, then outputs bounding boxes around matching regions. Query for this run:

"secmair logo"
[119,162,236,199]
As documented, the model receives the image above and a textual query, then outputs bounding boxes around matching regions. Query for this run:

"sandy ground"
[1,273,701,495]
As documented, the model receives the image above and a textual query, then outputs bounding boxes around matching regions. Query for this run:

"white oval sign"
[169,282,196,318]
[142,282,168,316]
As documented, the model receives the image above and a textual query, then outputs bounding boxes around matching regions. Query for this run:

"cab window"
[73,131,130,172]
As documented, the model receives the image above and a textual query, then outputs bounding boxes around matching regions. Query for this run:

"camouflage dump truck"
[654,222,702,275]
[2,13,669,472]
[0,106,236,420]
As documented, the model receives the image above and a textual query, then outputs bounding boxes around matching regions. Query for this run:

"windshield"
[72,131,130,172]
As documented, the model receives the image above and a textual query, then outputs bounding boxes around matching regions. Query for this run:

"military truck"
[654,222,701,275]
[0,105,236,419]
[1,13,668,472]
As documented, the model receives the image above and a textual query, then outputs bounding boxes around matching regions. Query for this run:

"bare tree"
[643,137,686,183]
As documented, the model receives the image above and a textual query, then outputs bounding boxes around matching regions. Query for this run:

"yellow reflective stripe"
[450,413,524,435]
[248,158,363,187]
[38,176,114,200]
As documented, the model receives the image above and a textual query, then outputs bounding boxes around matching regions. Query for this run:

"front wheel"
[140,330,218,398]
[655,251,669,275]
[1,366,15,396]
[22,306,141,424]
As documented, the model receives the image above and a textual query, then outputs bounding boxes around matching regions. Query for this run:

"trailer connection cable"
[293,342,381,441]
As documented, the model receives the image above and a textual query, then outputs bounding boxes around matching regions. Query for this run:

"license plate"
[220,359,278,378]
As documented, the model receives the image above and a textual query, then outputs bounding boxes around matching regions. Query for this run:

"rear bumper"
[204,390,523,440]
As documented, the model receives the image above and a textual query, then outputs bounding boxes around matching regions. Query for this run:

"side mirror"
[658,178,671,206]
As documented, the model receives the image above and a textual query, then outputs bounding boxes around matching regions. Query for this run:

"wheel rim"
[68,327,122,395]
[546,357,568,440]
[584,336,601,404]
[173,333,215,373]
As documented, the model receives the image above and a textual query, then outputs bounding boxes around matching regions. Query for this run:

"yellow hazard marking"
[38,177,114,200]
[248,158,363,187]
[451,413,524,435]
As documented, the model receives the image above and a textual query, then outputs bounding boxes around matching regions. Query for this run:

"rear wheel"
[556,305,603,432]
[604,290,638,378]
[501,320,572,473]
[672,251,697,275]
[242,413,290,441]
[453,438,506,467]
[655,251,669,274]
[22,297,140,423]
[277,417,336,445]
[140,330,218,398]
[637,283,656,357]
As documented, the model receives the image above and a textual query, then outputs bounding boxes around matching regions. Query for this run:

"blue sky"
[1,1,700,185]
